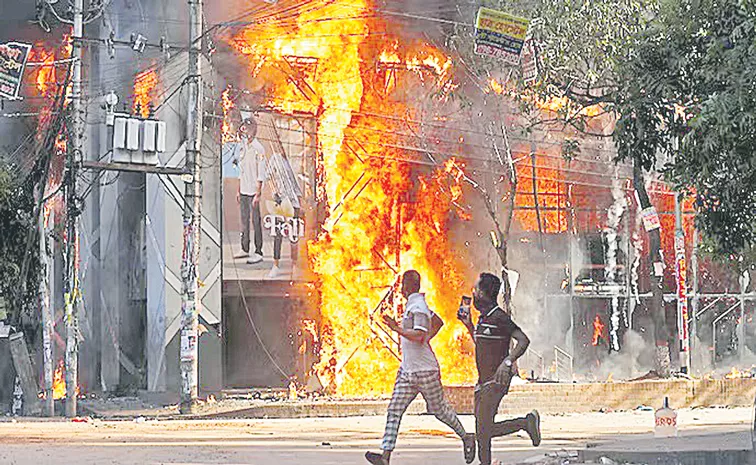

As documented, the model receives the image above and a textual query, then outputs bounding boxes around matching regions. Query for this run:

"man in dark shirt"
[459,272,541,465]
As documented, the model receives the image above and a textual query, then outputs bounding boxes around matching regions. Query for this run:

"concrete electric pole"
[674,194,690,374]
[179,0,204,414]
[65,0,85,418]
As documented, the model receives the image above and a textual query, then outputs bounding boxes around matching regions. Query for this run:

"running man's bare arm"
[381,314,426,342]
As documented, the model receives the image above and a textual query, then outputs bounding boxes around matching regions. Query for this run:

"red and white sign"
[641,207,661,232]
[675,231,690,364]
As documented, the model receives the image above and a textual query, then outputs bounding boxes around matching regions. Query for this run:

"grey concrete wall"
[144,52,222,393]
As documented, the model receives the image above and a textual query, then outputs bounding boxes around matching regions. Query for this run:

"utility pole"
[179,0,203,414]
[40,208,54,416]
[65,0,85,418]
[634,157,670,377]
[674,194,690,374]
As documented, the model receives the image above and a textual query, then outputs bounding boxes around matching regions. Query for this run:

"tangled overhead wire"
[31,0,110,33]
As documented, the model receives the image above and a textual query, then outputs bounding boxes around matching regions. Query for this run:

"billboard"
[474,7,530,65]
[0,42,32,100]
[222,110,318,282]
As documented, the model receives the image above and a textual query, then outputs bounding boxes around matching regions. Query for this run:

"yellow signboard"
[474,7,530,65]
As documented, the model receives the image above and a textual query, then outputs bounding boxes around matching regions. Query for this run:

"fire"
[50,360,80,400]
[516,154,567,233]
[406,49,452,78]
[724,366,755,379]
[231,1,474,396]
[26,38,70,224]
[221,87,237,144]
[591,314,606,346]
[133,69,158,118]
[379,47,400,64]
[487,78,602,116]
[488,78,504,95]
[34,48,57,96]
[302,318,319,343]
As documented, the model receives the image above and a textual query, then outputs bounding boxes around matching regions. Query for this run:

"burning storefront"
[214,0,756,395]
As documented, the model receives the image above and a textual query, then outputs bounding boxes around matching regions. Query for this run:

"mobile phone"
[457,296,472,320]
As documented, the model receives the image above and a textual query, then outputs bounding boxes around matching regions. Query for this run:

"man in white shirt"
[234,119,267,264]
[366,270,476,465]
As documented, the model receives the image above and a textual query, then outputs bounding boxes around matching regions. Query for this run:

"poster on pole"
[0,42,32,100]
[474,7,530,65]
[675,231,689,357]
[520,39,539,83]
[641,206,661,232]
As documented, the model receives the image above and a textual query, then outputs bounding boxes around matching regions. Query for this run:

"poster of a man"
[222,110,314,282]
[233,119,267,265]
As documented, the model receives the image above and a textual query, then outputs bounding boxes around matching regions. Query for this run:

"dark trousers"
[273,207,300,261]
[474,383,528,465]
[240,194,263,255]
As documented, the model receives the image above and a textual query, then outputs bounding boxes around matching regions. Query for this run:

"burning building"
[214,0,756,394]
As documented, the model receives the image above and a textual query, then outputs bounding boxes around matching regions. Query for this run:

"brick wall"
[444,379,756,415]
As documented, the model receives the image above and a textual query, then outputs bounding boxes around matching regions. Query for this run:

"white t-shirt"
[238,137,267,196]
[400,293,440,374]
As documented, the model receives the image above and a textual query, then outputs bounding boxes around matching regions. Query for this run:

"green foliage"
[0,168,10,206]
[448,0,756,261]
[0,161,40,324]
[451,0,656,108]
[614,0,756,261]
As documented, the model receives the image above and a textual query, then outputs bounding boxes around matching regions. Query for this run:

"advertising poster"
[222,110,317,282]
[474,7,530,65]
[0,41,32,100]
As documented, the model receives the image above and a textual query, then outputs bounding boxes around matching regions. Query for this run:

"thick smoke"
[605,168,627,351]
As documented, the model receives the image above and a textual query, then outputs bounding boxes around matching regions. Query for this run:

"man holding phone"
[458,272,541,465]
[366,270,476,465]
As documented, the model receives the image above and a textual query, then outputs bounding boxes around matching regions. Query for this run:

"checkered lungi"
[380,369,466,451]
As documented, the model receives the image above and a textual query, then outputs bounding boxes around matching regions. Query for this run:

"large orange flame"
[50,360,80,400]
[231,1,475,396]
[133,69,158,118]
[34,49,57,96]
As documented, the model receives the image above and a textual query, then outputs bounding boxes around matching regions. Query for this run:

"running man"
[366,270,476,465]
[458,272,541,465]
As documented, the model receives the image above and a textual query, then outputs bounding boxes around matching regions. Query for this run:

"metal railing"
[712,301,741,366]
[554,346,574,382]
[522,349,545,380]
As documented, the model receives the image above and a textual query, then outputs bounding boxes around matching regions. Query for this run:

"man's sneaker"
[525,410,541,447]
[462,433,476,463]
[267,265,282,279]
[247,253,263,264]
[364,451,388,465]
[233,251,249,259]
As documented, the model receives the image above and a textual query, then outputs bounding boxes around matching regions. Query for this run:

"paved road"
[0,408,750,464]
